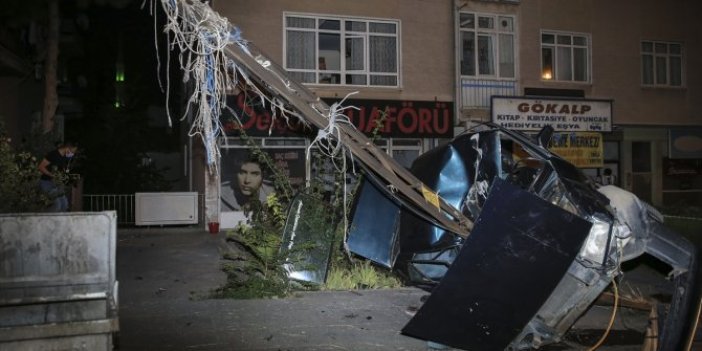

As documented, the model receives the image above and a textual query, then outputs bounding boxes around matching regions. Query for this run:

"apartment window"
[541,31,590,82]
[459,12,515,78]
[641,41,683,87]
[285,14,399,87]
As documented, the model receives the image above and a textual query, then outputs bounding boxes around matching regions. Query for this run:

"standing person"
[38,141,77,212]
[596,167,617,186]
[221,157,273,211]
[602,167,617,185]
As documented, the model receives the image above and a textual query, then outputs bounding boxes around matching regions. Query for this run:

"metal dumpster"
[0,211,119,350]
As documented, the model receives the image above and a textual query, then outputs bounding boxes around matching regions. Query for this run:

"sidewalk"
[116,227,428,351]
[115,227,694,351]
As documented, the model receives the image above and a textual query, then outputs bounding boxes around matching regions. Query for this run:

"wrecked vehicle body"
[348,123,700,350]
[146,2,696,348]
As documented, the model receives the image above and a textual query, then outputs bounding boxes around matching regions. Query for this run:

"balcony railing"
[460,78,518,109]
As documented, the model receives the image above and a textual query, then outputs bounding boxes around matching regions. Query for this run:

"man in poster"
[221,157,273,211]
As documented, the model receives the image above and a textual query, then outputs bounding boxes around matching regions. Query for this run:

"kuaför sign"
[491,96,612,132]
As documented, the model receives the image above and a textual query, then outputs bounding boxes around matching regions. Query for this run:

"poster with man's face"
[220,147,305,212]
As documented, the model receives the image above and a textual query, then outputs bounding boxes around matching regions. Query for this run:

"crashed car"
[347,123,699,350]
[146,2,695,347]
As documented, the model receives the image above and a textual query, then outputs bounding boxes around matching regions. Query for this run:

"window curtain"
[346,37,364,71]
[461,31,475,76]
[655,57,667,84]
[573,47,587,81]
[641,55,653,84]
[286,31,315,70]
[369,36,396,73]
[477,35,494,75]
[499,34,514,78]
[670,56,682,86]
[556,47,572,81]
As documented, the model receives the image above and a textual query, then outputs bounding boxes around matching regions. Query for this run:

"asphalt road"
[115,227,700,351]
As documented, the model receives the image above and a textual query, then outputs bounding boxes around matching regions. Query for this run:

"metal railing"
[82,193,206,227]
[83,194,136,225]
[461,78,518,108]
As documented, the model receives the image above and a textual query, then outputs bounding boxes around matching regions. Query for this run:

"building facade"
[207,0,701,226]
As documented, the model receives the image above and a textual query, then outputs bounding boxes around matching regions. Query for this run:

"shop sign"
[663,158,700,176]
[669,128,702,159]
[491,96,612,132]
[548,132,604,168]
[221,93,314,137]
[322,98,454,138]
[221,92,454,138]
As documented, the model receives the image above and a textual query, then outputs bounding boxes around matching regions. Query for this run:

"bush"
[0,126,52,213]
[214,193,294,299]
[215,132,403,299]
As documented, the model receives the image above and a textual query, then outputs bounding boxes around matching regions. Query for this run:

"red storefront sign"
[222,93,454,139]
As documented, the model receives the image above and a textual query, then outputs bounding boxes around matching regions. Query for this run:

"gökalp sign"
[491,96,612,132]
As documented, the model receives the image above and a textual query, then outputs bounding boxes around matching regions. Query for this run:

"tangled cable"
[148,0,241,172]
[148,0,311,174]
[587,278,619,351]
[306,92,360,253]
[306,92,359,172]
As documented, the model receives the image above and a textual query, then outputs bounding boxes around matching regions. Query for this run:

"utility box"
[0,211,119,350]
[135,192,199,226]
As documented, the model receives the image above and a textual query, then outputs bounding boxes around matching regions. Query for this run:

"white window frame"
[373,138,422,168]
[283,13,401,88]
[458,12,516,79]
[641,40,684,88]
[540,30,591,83]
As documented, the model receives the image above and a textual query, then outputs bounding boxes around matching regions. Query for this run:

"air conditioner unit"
[135,192,198,226]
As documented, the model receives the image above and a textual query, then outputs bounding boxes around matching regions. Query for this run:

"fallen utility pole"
[224,42,473,237]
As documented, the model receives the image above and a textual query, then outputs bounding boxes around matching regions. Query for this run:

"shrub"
[0,124,52,213]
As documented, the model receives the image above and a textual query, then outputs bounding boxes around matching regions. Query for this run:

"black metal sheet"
[402,178,592,350]
[347,178,401,268]
[399,142,472,256]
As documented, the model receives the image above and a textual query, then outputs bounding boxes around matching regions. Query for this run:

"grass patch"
[324,259,402,291]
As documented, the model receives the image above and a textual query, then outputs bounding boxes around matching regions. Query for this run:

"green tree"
[0,0,61,136]
[0,122,51,213]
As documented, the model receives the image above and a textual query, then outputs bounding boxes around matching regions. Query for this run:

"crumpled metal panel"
[398,143,469,255]
[396,131,502,280]
[346,178,401,268]
[398,132,501,252]
[401,179,592,350]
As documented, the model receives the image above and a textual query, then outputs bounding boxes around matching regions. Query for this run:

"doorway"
[631,141,652,203]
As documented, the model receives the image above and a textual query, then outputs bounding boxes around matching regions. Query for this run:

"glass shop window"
[374,138,422,169]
